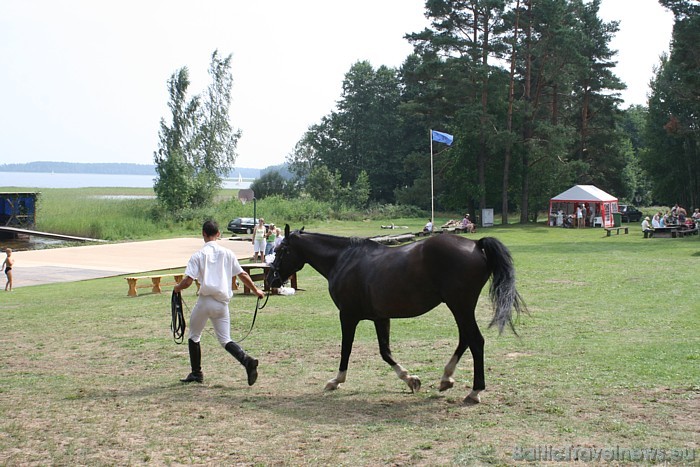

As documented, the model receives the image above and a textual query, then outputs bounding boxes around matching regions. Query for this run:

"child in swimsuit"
[2,248,13,291]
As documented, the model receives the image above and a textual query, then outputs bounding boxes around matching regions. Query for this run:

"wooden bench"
[125,273,183,297]
[370,233,415,245]
[673,227,698,238]
[604,227,628,236]
[652,227,680,238]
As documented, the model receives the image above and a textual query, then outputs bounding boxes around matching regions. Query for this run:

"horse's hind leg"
[442,303,485,403]
[374,319,421,393]
[439,348,465,392]
[463,315,485,403]
[438,305,470,392]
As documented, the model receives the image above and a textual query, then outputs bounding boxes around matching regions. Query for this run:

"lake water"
[0,172,252,189]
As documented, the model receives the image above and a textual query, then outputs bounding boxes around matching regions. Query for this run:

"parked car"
[227,218,269,235]
[227,217,256,234]
[618,205,643,223]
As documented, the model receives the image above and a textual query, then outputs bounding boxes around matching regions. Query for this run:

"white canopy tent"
[549,185,619,228]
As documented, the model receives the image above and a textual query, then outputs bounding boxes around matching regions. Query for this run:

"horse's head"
[267,224,306,288]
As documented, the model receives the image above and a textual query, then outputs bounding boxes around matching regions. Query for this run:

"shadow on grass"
[96,380,479,427]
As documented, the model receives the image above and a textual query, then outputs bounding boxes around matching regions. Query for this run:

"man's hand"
[238,272,265,298]
[174,276,193,293]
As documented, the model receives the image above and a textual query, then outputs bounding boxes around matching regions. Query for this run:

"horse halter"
[267,240,290,288]
[268,228,305,288]
[267,261,283,288]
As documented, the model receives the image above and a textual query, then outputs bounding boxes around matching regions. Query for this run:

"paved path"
[9,237,254,289]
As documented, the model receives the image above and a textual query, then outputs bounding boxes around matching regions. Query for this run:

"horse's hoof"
[324,381,339,391]
[438,378,455,392]
[463,391,481,404]
[408,376,421,393]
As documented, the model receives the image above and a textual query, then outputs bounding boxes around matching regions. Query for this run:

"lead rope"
[171,291,186,344]
[237,289,270,343]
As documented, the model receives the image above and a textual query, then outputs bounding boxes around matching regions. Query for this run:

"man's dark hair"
[203,220,219,237]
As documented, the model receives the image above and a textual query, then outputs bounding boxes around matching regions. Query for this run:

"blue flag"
[431,130,453,146]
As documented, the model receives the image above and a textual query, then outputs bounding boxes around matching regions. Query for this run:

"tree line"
[155,1,699,220]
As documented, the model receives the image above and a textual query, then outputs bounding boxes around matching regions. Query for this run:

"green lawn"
[0,223,698,465]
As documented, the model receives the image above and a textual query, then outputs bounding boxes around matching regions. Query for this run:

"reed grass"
[18,188,441,241]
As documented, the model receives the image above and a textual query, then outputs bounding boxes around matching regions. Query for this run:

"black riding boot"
[181,339,203,383]
[225,341,258,386]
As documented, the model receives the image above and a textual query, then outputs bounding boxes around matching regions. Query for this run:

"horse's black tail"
[477,237,527,334]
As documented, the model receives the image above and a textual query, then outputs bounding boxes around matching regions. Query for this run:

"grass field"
[1,223,698,465]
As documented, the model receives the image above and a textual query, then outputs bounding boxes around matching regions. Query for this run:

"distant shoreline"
[0,171,253,189]
[0,161,262,178]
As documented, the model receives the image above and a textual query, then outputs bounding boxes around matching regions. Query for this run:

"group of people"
[555,203,595,228]
[423,213,476,234]
[251,218,284,263]
[642,204,700,234]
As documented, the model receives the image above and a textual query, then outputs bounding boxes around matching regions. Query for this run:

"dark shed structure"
[1,192,39,232]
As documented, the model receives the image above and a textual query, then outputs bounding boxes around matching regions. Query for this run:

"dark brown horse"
[267,225,525,403]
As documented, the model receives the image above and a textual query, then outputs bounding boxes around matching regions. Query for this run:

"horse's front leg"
[374,319,421,393]
[325,316,358,391]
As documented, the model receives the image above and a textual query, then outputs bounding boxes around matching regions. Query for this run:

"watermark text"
[513,445,696,463]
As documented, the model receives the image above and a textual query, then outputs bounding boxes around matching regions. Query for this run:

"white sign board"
[481,208,494,227]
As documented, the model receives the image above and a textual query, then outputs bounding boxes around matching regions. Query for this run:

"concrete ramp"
[0,226,106,243]
[8,237,254,288]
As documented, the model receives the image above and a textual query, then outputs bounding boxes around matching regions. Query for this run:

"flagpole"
[429,129,434,227]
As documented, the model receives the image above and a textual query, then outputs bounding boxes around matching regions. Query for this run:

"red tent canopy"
[549,185,619,228]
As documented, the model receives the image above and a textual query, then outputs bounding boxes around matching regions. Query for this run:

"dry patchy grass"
[1,226,698,465]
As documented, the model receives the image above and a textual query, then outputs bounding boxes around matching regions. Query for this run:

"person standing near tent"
[576,205,584,228]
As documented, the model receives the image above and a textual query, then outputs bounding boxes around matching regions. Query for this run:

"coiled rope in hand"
[171,291,186,344]
[170,288,270,344]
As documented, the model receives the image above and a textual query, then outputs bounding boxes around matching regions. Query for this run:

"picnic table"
[649,226,698,238]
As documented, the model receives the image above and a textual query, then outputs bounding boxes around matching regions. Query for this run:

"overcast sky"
[0,0,674,170]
